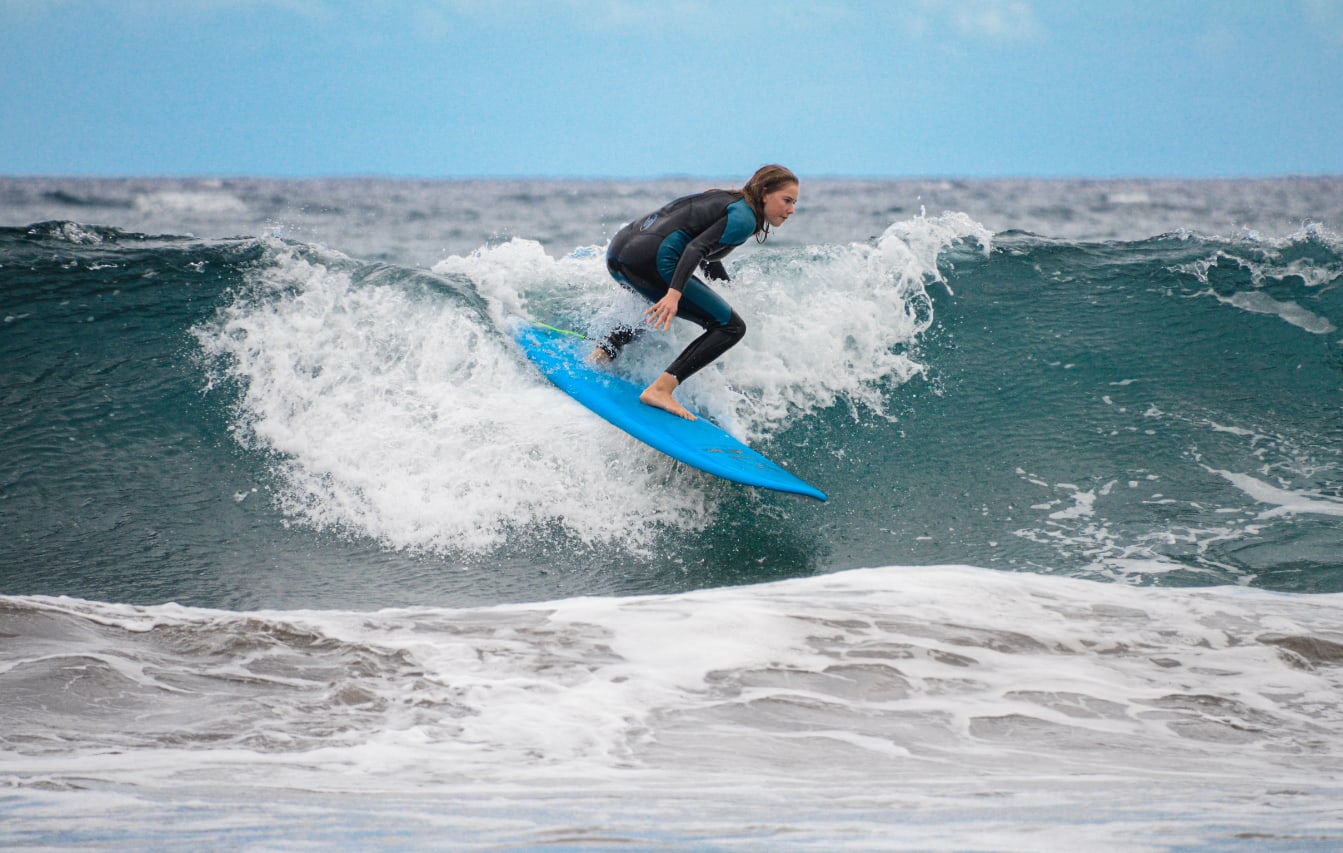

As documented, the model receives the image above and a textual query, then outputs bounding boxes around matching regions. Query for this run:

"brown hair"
[739,164,798,241]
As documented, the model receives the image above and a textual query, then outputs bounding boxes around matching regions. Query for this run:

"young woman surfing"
[598,165,799,420]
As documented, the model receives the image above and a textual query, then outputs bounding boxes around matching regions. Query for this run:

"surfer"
[597,164,799,420]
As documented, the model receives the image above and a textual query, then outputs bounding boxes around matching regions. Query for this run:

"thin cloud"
[950,0,1044,42]
[1302,0,1343,44]
[895,0,1045,44]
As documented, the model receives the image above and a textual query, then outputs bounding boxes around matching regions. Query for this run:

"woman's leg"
[602,256,746,419]
[663,275,746,382]
[636,277,746,419]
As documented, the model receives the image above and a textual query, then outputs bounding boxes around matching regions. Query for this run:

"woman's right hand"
[645,290,681,330]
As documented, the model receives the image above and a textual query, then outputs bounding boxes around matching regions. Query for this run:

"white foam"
[1048,487,1097,520]
[436,211,991,440]
[195,241,712,553]
[42,221,104,244]
[1220,290,1336,334]
[1175,229,1343,335]
[5,566,1343,846]
[1106,190,1152,205]
[203,207,1336,565]
[1214,469,1343,518]
[134,190,248,215]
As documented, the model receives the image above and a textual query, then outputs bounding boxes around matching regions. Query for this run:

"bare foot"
[640,373,696,420]
[588,346,612,365]
[640,388,696,420]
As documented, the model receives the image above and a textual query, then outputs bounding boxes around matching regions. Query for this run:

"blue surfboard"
[514,321,827,501]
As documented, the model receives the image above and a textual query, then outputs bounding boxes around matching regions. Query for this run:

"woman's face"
[762,182,799,228]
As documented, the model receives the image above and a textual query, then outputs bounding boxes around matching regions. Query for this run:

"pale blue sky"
[4,0,1342,178]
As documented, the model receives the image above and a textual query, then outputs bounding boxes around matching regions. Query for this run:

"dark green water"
[4,220,1341,608]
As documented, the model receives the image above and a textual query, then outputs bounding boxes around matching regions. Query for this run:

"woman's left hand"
[645,290,681,330]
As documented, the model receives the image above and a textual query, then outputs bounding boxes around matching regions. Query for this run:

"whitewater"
[3,175,1342,850]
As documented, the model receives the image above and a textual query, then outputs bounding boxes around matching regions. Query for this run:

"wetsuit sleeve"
[667,218,731,294]
[667,198,754,291]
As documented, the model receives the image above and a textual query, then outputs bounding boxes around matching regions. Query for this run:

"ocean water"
[3,175,1343,850]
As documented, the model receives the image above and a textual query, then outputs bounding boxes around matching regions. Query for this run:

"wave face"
[4,205,1342,607]
[3,177,1343,848]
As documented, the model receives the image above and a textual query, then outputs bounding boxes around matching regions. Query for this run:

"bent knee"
[724,311,746,343]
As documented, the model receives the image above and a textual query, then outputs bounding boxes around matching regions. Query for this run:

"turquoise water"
[4,191,1340,606]
[3,178,1342,849]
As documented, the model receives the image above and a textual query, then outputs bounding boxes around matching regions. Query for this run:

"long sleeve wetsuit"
[602,189,757,381]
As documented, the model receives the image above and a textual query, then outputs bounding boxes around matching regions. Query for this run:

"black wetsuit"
[602,189,757,381]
